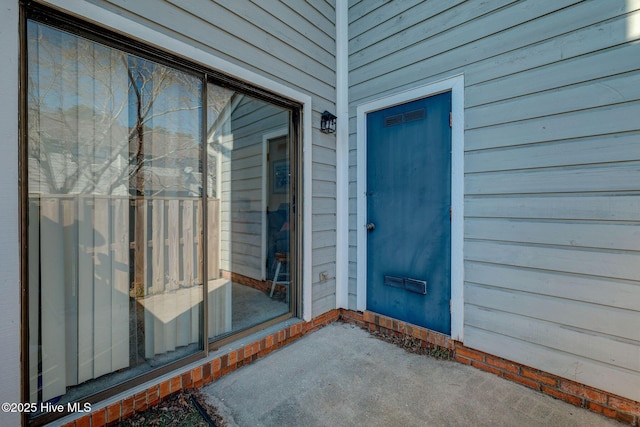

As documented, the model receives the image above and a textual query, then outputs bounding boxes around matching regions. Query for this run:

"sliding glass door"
[25,8,298,418]
[27,20,205,405]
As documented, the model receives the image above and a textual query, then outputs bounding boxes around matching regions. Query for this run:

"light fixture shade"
[320,110,337,134]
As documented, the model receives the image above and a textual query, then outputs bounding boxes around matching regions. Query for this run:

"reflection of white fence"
[28,195,227,403]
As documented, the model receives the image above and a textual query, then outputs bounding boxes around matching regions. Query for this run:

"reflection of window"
[24,5,298,423]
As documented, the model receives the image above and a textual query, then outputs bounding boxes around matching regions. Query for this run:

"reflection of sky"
[29,20,203,140]
[127,55,203,140]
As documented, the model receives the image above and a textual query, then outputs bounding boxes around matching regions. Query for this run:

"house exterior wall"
[3,0,640,424]
[348,0,640,402]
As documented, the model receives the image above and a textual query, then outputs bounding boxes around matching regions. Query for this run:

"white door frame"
[356,74,465,341]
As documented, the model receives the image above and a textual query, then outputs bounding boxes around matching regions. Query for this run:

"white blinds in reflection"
[27,21,213,404]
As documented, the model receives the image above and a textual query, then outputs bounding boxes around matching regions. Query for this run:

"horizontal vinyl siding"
[348,0,640,401]
[97,0,338,313]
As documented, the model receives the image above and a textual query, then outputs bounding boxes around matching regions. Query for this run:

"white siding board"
[312,144,337,166]
[313,162,337,181]
[465,101,640,151]
[307,0,336,25]
[350,5,639,104]
[465,194,640,221]
[465,132,640,173]
[466,218,640,251]
[465,240,640,282]
[280,0,335,38]
[465,283,640,343]
[466,162,640,195]
[312,197,337,215]
[312,180,336,198]
[312,230,335,250]
[313,126,338,150]
[465,327,640,402]
[466,71,640,129]
[466,17,640,103]
[312,213,335,232]
[251,0,335,54]
[312,261,335,280]
[462,2,638,87]
[350,0,516,70]
[348,246,357,264]
[350,0,578,85]
[349,0,462,50]
[209,0,335,66]
[467,305,640,373]
[312,294,336,318]
[313,279,337,301]
[311,245,335,267]
[465,262,640,312]
[348,0,387,25]
[348,293,357,310]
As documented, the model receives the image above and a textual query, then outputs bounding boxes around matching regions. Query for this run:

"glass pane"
[207,83,292,341]
[27,20,204,410]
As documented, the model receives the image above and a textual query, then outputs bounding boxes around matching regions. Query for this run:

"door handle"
[366,223,375,231]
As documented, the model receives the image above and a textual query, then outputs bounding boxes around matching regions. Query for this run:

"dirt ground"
[116,389,226,427]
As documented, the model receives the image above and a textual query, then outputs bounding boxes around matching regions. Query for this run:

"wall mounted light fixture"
[320,110,337,134]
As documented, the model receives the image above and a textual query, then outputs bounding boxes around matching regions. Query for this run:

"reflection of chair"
[266,206,288,277]
[270,252,289,302]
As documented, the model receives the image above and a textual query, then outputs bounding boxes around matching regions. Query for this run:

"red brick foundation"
[220,271,288,295]
[59,308,639,426]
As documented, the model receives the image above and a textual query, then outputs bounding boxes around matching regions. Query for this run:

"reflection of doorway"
[261,129,289,280]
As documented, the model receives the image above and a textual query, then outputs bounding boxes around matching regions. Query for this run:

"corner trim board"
[335,0,349,309]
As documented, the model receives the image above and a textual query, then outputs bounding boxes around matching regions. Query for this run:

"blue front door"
[366,92,452,334]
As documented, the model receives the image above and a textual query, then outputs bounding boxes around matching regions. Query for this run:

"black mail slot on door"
[384,275,427,295]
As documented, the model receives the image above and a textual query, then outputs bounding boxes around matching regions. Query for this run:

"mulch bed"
[116,389,226,427]
[369,329,453,359]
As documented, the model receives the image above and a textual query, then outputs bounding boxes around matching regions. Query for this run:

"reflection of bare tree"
[27,23,204,197]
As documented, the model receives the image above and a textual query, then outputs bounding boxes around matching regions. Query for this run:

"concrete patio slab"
[201,322,619,426]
